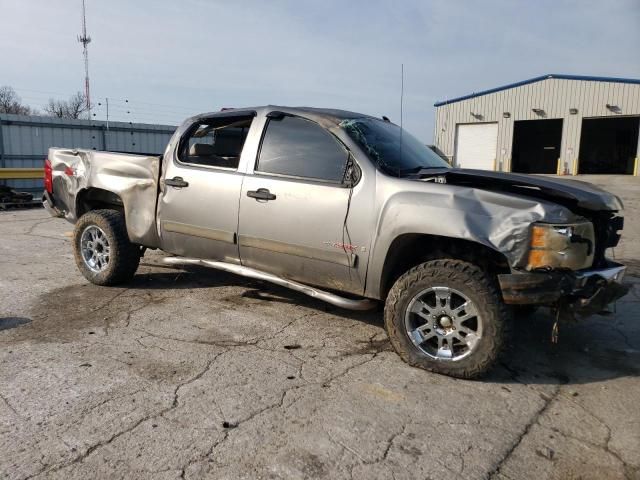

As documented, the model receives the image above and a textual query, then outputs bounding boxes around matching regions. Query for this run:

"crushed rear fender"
[47,148,161,247]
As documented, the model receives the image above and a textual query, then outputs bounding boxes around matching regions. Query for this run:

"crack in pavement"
[130,328,260,349]
[57,387,149,439]
[0,288,136,345]
[347,420,465,480]
[497,358,636,476]
[180,430,230,479]
[24,352,225,479]
[489,390,636,477]
[176,350,386,477]
[485,363,637,477]
[321,353,379,388]
[0,214,52,223]
[41,302,353,476]
[563,397,634,471]
[0,391,21,418]
[329,421,407,469]
[487,369,561,479]
[612,323,636,351]
[101,291,168,336]
[378,423,407,465]
[129,308,322,353]
[20,217,68,242]
[24,217,58,235]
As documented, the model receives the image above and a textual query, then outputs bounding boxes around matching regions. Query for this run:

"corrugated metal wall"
[434,78,640,173]
[0,114,176,193]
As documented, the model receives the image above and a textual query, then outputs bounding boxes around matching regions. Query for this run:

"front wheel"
[73,209,140,286]
[384,259,509,379]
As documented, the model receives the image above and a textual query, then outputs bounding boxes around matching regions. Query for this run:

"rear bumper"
[498,262,630,314]
[42,190,64,218]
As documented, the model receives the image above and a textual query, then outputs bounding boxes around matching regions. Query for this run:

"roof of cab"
[193,106,374,126]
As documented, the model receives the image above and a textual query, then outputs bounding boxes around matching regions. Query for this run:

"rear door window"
[256,116,349,182]
[179,115,253,169]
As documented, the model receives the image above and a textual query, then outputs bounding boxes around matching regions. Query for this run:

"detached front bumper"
[498,261,630,315]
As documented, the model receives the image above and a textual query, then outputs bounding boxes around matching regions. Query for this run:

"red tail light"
[44,158,53,193]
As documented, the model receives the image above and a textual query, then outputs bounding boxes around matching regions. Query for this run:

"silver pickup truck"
[43,106,629,378]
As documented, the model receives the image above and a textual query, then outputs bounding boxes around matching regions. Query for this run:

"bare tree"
[0,86,33,115]
[43,92,88,119]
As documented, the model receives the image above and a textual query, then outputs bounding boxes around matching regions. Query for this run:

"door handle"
[247,188,276,201]
[164,176,189,188]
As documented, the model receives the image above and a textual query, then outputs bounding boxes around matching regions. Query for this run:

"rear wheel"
[73,209,140,286]
[384,259,509,379]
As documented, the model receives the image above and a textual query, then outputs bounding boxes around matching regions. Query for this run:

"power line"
[105,97,205,112]
[12,89,198,126]
[15,94,191,122]
[12,87,204,115]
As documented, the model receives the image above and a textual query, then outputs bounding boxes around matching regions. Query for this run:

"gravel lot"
[1,175,639,479]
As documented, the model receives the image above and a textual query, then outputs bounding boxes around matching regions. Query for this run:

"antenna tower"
[77,0,92,119]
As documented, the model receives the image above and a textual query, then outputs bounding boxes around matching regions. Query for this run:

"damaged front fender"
[365,174,578,298]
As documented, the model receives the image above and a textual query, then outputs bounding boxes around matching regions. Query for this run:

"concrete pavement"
[1,187,639,479]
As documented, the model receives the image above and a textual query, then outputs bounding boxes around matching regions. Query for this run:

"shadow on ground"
[0,317,32,331]
[19,263,640,388]
[488,304,640,386]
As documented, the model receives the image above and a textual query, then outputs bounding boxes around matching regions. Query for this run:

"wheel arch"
[76,187,125,218]
[374,233,510,300]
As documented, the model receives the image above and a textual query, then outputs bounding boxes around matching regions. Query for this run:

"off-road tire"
[73,209,140,286]
[384,259,509,379]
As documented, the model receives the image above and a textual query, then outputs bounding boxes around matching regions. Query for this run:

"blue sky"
[1,0,639,141]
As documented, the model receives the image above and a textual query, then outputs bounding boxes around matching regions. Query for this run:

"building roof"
[434,74,640,107]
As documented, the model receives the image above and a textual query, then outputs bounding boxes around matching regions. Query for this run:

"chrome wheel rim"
[80,225,110,273]
[404,286,482,361]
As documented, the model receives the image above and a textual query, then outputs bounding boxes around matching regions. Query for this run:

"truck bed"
[46,148,162,247]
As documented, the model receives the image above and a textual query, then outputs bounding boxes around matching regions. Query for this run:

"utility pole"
[97,98,109,150]
[77,0,92,119]
[97,98,109,128]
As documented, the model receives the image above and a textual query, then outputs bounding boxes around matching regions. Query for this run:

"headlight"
[527,221,595,270]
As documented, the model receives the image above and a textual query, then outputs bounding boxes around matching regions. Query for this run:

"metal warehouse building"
[0,114,176,195]
[433,74,640,175]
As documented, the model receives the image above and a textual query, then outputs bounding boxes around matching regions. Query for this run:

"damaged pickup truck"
[43,106,629,378]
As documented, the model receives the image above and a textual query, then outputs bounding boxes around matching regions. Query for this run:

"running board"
[162,257,377,311]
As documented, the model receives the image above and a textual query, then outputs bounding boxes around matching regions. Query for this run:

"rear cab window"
[256,115,349,183]
[178,115,254,170]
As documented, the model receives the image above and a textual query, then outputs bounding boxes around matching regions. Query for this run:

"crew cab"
[43,106,629,378]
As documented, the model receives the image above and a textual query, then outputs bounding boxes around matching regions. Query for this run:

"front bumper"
[498,261,630,315]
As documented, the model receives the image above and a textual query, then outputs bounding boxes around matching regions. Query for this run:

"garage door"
[454,123,498,170]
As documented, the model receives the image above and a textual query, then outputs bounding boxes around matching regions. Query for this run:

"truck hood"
[417,168,623,213]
